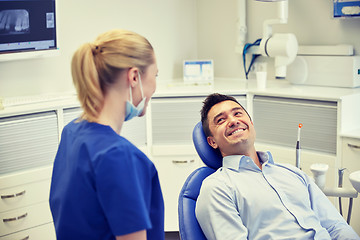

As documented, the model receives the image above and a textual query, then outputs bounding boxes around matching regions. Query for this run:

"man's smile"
[228,127,247,136]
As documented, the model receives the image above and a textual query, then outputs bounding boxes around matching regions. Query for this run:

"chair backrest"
[192,122,223,169]
[178,122,223,240]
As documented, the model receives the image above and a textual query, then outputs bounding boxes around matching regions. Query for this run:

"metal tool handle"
[348,143,360,150]
[347,198,353,224]
[296,149,301,169]
[172,159,195,164]
[17,236,29,240]
[338,168,346,188]
[3,212,28,223]
[1,190,26,199]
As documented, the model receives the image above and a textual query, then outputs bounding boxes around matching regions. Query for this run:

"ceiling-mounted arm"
[260,33,298,78]
[242,0,298,79]
[257,0,298,79]
[262,0,288,38]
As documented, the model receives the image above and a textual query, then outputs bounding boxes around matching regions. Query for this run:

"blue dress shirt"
[195,151,359,240]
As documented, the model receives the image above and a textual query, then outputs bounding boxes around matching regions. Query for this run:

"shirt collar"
[222,151,274,172]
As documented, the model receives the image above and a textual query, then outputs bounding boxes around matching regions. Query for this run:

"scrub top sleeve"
[195,177,248,240]
[94,147,152,236]
[306,175,360,239]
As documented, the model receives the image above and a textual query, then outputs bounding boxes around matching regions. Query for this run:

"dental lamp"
[259,32,298,79]
[244,0,298,79]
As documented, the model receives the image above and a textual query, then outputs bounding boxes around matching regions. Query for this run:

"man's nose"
[228,115,239,127]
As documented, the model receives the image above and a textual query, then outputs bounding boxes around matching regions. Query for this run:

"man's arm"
[195,177,248,240]
[306,175,359,239]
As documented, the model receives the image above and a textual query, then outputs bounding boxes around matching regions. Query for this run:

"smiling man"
[195,93,359,240]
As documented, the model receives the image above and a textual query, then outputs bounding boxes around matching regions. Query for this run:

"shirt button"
[246,159,250,163]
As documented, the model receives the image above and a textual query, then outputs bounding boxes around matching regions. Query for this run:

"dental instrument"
[311,167,358,224]
[296,123,302,169]
[338,168,346,216]
[338,168,355,224]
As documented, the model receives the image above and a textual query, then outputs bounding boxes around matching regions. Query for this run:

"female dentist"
[49,29,164,240]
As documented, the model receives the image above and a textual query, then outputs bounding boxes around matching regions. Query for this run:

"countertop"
[341,128,360,139]
[155,78,360,102]
[1,77,360,118]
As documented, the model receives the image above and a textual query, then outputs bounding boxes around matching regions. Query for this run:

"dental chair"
[178,122,223,240]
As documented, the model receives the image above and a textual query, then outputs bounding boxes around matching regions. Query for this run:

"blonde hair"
[71,29,154,122]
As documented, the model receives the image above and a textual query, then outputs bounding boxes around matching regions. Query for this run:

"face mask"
[124,73,147,121]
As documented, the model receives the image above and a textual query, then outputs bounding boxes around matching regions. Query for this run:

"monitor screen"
[0,0,58,61]
[333,0,360,18]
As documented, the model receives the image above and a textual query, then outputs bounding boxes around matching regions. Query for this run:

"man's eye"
[217,118,224,124]
[235,112,242,116]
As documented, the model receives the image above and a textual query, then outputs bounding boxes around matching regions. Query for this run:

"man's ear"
[207,136,218,149]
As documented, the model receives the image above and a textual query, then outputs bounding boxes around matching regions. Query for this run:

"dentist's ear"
[127,67,140,87]
[207,136,218,149]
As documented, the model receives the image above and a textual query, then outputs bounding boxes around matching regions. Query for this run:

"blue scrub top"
[49,119,164,240]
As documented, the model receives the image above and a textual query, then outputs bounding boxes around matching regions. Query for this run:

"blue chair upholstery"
[178,122,223,240]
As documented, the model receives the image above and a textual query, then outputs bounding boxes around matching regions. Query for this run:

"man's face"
[206,100,256,157]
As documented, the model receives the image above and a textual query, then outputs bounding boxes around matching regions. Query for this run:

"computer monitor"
[0,0,58,61]
[333,0,360,18]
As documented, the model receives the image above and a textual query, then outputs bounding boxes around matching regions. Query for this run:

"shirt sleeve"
[306,174,360,240]
[195,176,248,240]
[94,146,152,236]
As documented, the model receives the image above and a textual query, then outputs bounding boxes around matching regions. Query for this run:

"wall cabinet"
[0,109,58,239]
[0,111,58,175]
[150,96,206,231]
[341,137,360,235]
[252,95,338,188]
[0,223,55,240]
[253,96,337,154]
[0,166,55,239]
[0,102,149,238]
[155,155,201,231]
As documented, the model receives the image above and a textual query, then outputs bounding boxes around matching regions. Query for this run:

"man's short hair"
[200,93,250,137]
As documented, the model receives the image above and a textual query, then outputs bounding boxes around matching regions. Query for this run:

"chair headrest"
[192,122,223,170]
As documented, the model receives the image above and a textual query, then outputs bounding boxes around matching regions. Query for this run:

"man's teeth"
[231,129,245,135]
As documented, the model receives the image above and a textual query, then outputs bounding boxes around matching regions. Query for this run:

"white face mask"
[124,73,146,121]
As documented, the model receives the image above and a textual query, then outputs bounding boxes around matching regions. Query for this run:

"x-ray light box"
[183,60,214,84]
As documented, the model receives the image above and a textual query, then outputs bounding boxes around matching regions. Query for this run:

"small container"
[310,163,329,190]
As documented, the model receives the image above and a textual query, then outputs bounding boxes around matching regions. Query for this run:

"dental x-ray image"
[0,9,29,34]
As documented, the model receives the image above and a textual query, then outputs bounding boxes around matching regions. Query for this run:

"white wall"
[0,0,198,98]
[1,0,360,98]
[197,0,360,80]
[196,0,244,79]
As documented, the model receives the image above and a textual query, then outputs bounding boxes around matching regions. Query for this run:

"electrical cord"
[242,38,261,79]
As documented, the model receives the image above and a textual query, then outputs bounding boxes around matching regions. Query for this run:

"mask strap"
[129,72,144,104]
[129,81,133,104]
[138,72,144,99]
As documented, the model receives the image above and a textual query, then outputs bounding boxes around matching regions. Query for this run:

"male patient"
[195,93,359,240]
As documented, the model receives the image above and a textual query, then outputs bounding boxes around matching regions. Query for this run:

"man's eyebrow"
[212,107,244,123]
[213,112,225,123]
[232,107,243,112]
